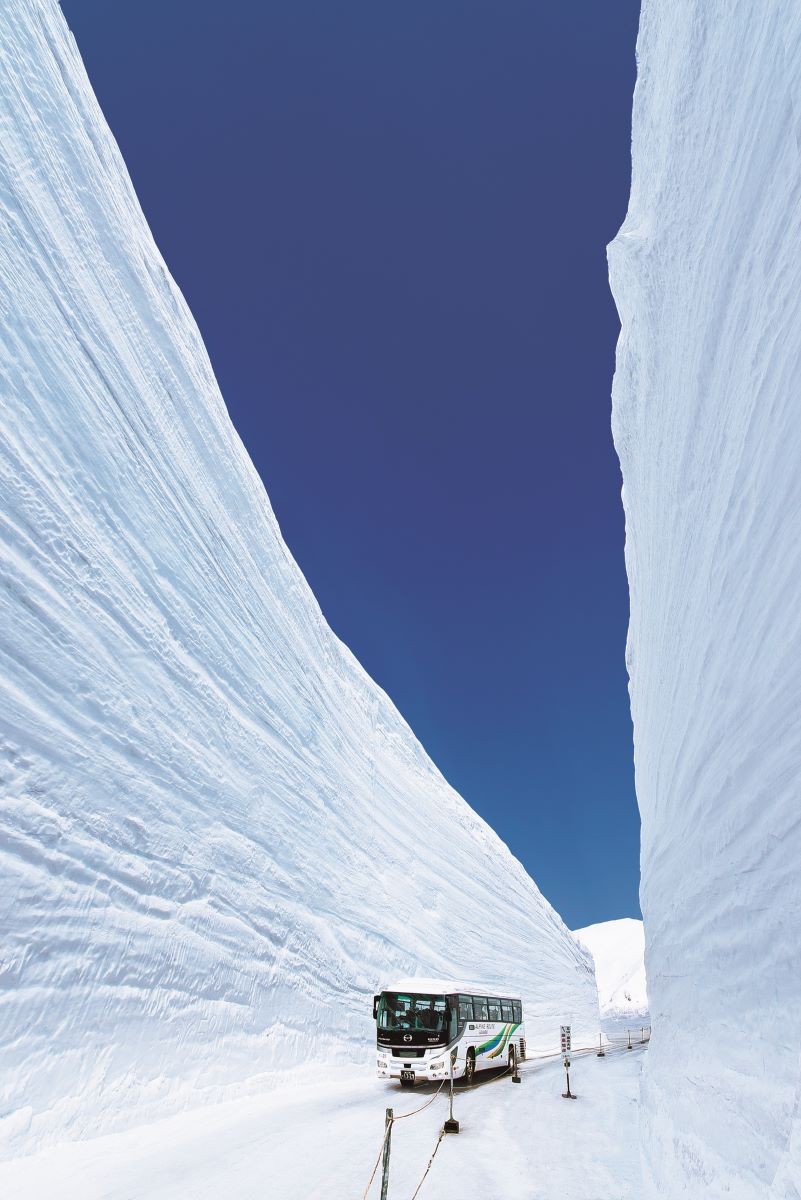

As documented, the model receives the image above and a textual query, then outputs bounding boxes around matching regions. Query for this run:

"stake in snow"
[374,978,525,1087]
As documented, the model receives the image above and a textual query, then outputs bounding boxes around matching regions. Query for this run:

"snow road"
[0,1046,645,1200]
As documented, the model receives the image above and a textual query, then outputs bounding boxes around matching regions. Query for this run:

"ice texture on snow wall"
[610,2,801,1195]
[0,0,598,1158]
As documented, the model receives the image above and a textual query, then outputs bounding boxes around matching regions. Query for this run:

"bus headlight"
[429,1059,444,1070]
[377,1058,388,1068]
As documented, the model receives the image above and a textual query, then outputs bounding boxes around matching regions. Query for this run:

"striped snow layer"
[0,0,598,1160]
[610,2,801,1195]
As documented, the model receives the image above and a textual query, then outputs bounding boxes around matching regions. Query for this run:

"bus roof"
[379,977,522,1000]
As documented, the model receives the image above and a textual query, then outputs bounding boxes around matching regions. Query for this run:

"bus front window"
[378,993,450,1033]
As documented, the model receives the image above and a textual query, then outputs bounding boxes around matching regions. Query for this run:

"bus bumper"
[376,1057,458,1083]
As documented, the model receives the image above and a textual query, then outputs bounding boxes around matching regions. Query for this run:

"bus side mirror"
[373,995,379,1020]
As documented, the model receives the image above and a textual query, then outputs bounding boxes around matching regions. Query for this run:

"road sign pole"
[560,1025,577,1099]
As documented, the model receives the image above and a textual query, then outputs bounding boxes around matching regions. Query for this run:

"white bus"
[373,977,526,1087]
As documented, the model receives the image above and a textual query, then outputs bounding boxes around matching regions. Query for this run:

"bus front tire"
[464,1051,476,1086]
[508,1045,517,1073]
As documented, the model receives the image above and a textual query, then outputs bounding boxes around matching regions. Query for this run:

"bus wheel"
[508,1045,517,1073]
[465,1050,476,1086]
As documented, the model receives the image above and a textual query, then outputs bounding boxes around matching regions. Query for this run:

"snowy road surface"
[0,1046,645,1199]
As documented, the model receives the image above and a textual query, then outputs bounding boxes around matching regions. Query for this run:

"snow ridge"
[610,2,801,1195]
[0,0,597,1159]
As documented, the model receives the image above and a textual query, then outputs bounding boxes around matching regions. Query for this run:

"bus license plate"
[401,1070,415,1083]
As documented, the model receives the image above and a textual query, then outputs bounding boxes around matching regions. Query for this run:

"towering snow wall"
[0,0,598,1159]
[610,2,801,1195]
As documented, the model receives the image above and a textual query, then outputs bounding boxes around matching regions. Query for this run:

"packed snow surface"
[0,1046,647,1200]
[610,1,801,1195]
[0,0,598,1161]
[574,920,647,1020]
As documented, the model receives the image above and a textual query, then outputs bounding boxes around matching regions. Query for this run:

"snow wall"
[610,2,801,1195]
[574,920,647,1022]
[0,0,598,1160]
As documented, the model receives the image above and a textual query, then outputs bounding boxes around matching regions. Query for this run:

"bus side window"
[501,1000,514,1023]
[513,1001,522,1024]
[473,997,489,1021]
[487,999,502,1022]
[458,995,474,1022]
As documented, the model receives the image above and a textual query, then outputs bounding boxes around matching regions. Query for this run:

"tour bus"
[373,978,526,1087]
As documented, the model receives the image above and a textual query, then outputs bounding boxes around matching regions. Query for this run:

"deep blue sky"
[62,0,641,929]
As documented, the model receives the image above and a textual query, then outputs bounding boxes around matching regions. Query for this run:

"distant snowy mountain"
[610,1,801,1196]
[574,920,647,1020]
[0,0,597,1160]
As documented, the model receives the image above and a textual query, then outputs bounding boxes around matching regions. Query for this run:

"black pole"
[444,1052,459,1132]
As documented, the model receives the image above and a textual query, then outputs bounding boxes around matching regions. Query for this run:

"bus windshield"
[377,992,450,1033]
